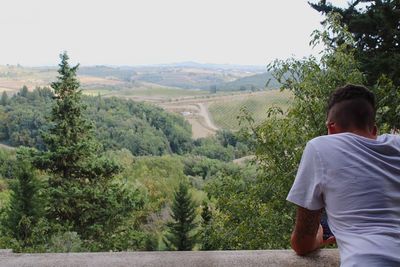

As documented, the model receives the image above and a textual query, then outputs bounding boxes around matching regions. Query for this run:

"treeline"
[0,87,191,155]
[207,72,280,93]
[0,88,250,160]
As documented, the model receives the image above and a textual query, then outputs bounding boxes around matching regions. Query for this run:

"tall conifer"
[164,182,197,251]
[1,91,9,106]
[310,0,400,87]
[34,52,139,250]
[3,159,43,249]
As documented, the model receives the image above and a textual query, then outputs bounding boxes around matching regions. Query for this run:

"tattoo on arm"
[293,207,321,239]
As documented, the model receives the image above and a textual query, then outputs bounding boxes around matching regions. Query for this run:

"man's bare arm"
[291,206,323,255]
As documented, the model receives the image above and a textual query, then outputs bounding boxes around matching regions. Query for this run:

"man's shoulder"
[309,133,400,144]
[306,133,369,153]
[308,133,400,154]
[377,133,400,143]
[307,133,348,147]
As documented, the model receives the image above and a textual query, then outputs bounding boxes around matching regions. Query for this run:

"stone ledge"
[0,249,339,267]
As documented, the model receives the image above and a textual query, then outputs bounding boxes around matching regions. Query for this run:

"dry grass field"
[208,90,292,130]
[157,90,292,138]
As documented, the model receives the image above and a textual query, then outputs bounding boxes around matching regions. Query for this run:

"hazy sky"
[0,0,349,66]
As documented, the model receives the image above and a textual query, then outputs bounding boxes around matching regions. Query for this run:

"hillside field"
[208,90,292,130]
[0,64,289,138]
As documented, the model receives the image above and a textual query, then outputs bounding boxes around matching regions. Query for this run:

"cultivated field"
[208,90,292,130]
[155,90,291,138]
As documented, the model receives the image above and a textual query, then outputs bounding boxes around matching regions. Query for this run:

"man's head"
[326,84,377,137]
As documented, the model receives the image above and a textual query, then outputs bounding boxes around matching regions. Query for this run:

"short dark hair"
[327,84,376,131]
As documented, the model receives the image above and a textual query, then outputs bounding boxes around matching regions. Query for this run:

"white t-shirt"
[287,133,400,267]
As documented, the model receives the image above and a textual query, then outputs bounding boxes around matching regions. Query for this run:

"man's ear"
[327,122,338,135]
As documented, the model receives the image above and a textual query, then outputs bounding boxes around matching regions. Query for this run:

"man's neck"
[345,129,377,140]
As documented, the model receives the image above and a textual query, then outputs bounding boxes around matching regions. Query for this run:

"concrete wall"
[0,249,340,267]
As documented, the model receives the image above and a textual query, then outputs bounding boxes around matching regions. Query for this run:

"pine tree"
[37,52,99,178]
[19,85,29,97]
[164,182,198,251]
[34,52,140,250]
[1,91,9,106]
[3,158,43,249]
[309,0,400,87]
[310,1,400,131]
[199,201,214,250]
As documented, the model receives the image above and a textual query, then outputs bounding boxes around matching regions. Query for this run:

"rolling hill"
[210,72,279,91]
[0,63,274,94]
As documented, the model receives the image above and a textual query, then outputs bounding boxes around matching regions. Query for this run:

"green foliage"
[0,89,51,148]
[47,231,83,253]
[0,88,193,155]
[192,137,235,162]
[0,148,16,180]
[374,76,400,132]
[215,130,236,146]
[129,155,186,212]
[201,13,368,250]
[113,154,212,251]
[199,201,216,250]
[32,52,144,251]
[0,155,45,251]
[182,155,241,181]
[19,86,29,98]
[252,13,365,247]
[191,130,251,161]
[310,0,400,87]
[164,182,198,251]
[203,167,272,249]
[214,72,279,91]
[87,96,193,155]
[310,2,400,130]
[37,52,99,176]
[1,91,9,106]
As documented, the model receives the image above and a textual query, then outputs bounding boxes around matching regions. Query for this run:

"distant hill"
[79,64,268,90]
[78,66,136,82]
[154,62,266,72]
[132,69,228,89]
[0,63,275,93]
[210,72,279,91]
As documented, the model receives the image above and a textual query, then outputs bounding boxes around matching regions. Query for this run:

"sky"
[0,0,350,66]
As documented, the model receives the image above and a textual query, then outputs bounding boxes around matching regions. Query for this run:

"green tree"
[253,13,365,247]
[34,52,142,250]
[310,2,400,131]
[1,91,9,106]
[37,52,97,176]
[164,182,197,251]
[309,0,400,87]
[199,201,215,250]
[19,86,29,98]
[203,13,366,250]
[1,156,44,250]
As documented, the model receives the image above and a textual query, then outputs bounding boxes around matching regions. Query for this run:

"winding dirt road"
[159,101,219,139]
[132,91,270,139]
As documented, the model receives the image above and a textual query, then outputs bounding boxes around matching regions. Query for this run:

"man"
[287,84,400,266]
